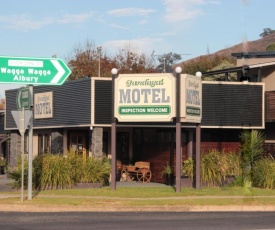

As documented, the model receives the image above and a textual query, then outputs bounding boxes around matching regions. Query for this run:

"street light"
[97,46,102,77]
[195,71,202,78]
[175,66,182,74]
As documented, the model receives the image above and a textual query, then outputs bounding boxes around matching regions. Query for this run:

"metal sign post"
[27,86,33,200]
[11,106,32,202]
[20,108,25,202]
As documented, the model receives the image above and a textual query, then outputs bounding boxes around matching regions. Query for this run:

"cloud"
[103,37,164,55]
[57,12,95,24]
[162,0,210,22]
[0,12,95,31]
[0,14,54,31]
[139,19,149,25]
[209,0,221,4]
[108,8,156,17]
[110,23,129,30]
[151,32,176,37]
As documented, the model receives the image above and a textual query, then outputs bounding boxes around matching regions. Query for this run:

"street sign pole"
[27,86,33,201]
[11,107,32,202]
[20,108,25,202]
[6,55,71,201]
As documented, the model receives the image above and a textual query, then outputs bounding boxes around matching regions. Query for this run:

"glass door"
[70,132,87,160]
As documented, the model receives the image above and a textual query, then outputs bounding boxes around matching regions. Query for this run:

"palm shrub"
[239,130,265,187]
[252,157,275,189]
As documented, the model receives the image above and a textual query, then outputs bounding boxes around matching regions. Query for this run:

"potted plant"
[181,158,194,187]
[0,157,5,174]
[160,163,174,185]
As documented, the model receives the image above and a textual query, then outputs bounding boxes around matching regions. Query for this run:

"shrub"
[200,150,222,187]
[200,150,241,187]
[252,157,275,189]
[239,130,265,187]
[39,154,74,190]
[8,153,111,190]
[80,157,111,185]
[7,156,28,189]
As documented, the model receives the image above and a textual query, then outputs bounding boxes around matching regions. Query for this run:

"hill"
[178,33,275,66]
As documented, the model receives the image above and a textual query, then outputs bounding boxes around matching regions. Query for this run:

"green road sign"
[0,56,71,85]
[17,88,31,110]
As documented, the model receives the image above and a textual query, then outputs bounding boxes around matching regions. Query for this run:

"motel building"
[3,51,275,189]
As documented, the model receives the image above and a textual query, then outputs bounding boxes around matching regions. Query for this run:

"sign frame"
[34,91,53,119]
[180,74,202,123]
[114,73,176,122]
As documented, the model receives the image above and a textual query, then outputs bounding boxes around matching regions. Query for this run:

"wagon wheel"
[137,168,151,183]
[128,171,136,181]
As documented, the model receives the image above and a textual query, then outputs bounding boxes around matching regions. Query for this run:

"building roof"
[232,52,275,59]
[202,61,275,76]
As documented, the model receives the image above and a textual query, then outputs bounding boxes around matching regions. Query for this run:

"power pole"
[151,52,191,73]
[97,46,102,77]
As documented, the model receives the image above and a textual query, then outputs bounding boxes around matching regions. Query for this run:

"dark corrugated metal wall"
[5,78,91,129]
[265,91,275,122]
[202,84,263,127]
[5,80,264,129]
[94,80,112,125]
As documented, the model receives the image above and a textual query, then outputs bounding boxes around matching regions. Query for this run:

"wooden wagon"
[122,161,152,183]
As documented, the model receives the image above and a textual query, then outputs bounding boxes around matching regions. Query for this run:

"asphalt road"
[0,212,275,230]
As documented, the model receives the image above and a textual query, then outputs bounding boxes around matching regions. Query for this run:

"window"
[103,132,108,156]
[38,133,51,154]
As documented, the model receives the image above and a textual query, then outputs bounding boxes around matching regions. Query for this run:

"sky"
[0,0,274,97]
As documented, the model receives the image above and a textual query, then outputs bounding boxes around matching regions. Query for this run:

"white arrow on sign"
[17,90,22,109]
[50,60,65,84]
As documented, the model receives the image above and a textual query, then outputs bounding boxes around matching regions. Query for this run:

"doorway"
[117,132,129,165]
[69,132,87,160]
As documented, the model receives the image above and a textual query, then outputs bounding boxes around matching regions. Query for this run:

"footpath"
[1,174,275,212]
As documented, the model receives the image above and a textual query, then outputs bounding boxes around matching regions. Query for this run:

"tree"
[260,28,275,37]
[67,40,118,80]
[156,52,182,73]
[204,60,236,81]
[114,43,156,74]
[66,41,156,80]
[180,55,236,79]
[266,43,275,51]
[67,40,98,80]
